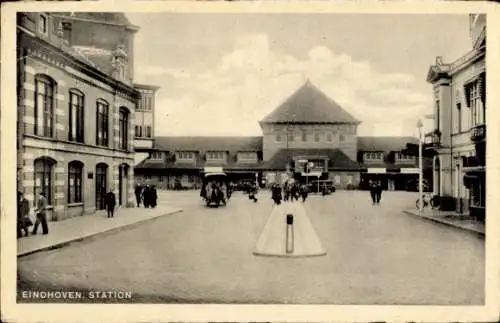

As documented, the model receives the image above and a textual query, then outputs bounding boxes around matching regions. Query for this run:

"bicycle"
[415,193,440,210]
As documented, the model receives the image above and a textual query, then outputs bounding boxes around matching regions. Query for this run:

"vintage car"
[200,171,231,207]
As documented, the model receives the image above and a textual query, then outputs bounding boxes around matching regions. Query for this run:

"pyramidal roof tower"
[260,80,361,125]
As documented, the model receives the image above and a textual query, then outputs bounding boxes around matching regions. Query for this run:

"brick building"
[424,14,486,221]
[17,12,157,220]
[135,81,431,190]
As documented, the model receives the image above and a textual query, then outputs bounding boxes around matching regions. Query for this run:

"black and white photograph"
[1,1,499,323]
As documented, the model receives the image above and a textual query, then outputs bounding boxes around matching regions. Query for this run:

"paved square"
[18,190,484,305]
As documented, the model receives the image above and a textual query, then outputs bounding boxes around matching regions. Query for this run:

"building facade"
[17,12,155,220]
[425,14,486,220]
[133,83,159,165]
[135,82,431,190]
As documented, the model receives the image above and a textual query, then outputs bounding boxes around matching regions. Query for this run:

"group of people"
[270,180,309,205]
[369,180,383,205]
[17,190,49,238]
[135,184,158,208]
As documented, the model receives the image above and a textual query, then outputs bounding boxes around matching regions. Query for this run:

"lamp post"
[417,119,424,211]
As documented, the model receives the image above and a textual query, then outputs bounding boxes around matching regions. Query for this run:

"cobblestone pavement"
[18,190,484,305]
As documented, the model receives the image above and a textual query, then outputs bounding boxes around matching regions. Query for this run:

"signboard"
[204,167,224,173]
[401,168,419,174]
[302,171,322,177]
[367,168,386,174]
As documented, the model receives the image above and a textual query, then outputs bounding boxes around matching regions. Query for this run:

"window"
[289,132,295,142]
[69,89,84,143]
[301,132,307,142]
[238,152,257,163]
[39,14,48,35]
[68,161,83,203]
[207,151,225,161]
[96,99,109,146]
[34,75,55,137]
[456,102,462,133]
[435,100,440,131]
[146,125,152,138]
[118,107,129,150]
[34,158,54,205]
[326,132,333,141]
[339,134,345,143]
[151,151,163,159]
[396,152,413,161]
[314,133,320,142]
[275,134,282,143]
[177,151,194,161]
[467,78,485,126]
[366,152,383,160]
[135,125,141,137]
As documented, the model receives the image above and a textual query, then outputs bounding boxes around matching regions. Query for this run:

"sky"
[127,13,472,138]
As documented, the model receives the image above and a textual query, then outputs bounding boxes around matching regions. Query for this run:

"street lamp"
[417,119,424,211]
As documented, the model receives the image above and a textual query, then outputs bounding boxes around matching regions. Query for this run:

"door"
[95,163,108,210]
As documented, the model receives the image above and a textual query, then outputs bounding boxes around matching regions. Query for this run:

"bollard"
[286,214,294,254]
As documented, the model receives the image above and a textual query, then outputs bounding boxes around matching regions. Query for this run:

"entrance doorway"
[95,163,108,210]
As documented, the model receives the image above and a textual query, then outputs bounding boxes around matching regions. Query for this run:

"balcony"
[470,124,486,142]
[424,130,441,149]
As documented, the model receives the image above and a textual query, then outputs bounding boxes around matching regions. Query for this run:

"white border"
[2,1,499,322]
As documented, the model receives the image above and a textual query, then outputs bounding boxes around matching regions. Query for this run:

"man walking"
[17,191,30,238]
[300,183,309,203]
[32,191,49,235]
[369,180,377,205]
[105,191,116,218]
[134,184,143,207]
[375,180,383,205]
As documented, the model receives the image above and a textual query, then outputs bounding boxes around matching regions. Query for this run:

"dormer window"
[39,14,48,36]
[365,152,383,161]
[238,152,257,163]
[177,151,194,161]
[150,151,163,160]
[396,152,415,162]
[206,151,225,161]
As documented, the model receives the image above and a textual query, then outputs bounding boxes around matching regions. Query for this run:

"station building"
[17,12,158,220]
[424,14,486,221]
[135,81,432,190]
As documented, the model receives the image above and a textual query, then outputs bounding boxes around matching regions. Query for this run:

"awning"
[400,168,419,174]
[367,168,386,174]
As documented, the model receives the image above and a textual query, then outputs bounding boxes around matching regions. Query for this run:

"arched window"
[69,89,84,143]
[34,74,55,137]
[68,161,83,203]
[34,157,55,205]
[119,107,129,150]
[96,99,109,146]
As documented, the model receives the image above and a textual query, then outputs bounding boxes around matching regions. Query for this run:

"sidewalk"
[403,208,485,237]
[17,205,183,257]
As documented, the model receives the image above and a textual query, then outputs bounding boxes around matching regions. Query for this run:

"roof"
[154,136,263,152]
[55,13,135,27]
[71,46,114,74]
[260,81,360,124]
[260,148,364,171]
[357,136,419,152]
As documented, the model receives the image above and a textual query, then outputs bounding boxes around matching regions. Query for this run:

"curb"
[17,209,183,258]
[402,210,485,238]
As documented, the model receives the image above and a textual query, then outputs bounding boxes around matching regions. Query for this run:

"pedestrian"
[135,184,143,207]
[369,180,377,204]
[143,185,151,208]
[105,191,116,218]
[300,183,309,203]
[291,183,299,201]
[151,185,158,208]
[375,180,383,204]
[17,191,31,238]
[248,183,258,203]
[271,183,282,205]
[32,191,49,235]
